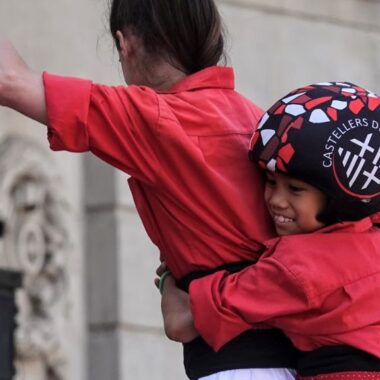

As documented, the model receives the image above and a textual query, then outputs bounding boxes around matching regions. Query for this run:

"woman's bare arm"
[161,275,199,343]
[0,33,47,125]
[156,262,199,342]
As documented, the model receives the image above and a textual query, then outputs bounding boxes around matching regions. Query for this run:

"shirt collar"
[264,216,375,250]
[316,216,374,234]
[163,66,235,93]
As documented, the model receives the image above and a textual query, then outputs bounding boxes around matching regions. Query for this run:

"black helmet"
[249,82,380,223]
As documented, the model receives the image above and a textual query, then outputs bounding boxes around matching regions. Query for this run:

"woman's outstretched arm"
[0,33,47,125]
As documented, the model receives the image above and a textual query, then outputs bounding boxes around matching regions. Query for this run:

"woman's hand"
[0,33,47,124]
[155,263,199,343]
[161,275,199,342]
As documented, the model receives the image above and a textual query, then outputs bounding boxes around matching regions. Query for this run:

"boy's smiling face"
[264,171,327,236]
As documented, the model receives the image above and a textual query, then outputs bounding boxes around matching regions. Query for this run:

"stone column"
[0,137,72,380]
[84,155,183,380]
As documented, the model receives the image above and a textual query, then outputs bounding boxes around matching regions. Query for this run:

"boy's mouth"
[273,214,294,224]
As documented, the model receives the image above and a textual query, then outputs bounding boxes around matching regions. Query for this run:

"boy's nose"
[268,190,288,209]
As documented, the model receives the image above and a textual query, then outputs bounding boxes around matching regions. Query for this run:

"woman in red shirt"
[0,1,297,379]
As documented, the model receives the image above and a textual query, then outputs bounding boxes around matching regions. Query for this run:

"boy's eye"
[265,177,276,186]
[288,184,304,192]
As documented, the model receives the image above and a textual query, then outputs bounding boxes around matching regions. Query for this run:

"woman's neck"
[145,60,187,91]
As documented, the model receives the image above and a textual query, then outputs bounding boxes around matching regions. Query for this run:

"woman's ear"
[116,30,130,60]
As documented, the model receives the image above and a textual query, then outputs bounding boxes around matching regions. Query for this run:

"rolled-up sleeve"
[44,72,92,152]
[43,72,161,184]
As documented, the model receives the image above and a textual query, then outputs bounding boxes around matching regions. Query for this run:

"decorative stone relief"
[0,137,70,380]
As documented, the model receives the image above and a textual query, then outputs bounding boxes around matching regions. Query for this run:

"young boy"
[159,82,380,379]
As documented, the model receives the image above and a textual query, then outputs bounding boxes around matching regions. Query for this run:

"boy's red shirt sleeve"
[188,247,306,351]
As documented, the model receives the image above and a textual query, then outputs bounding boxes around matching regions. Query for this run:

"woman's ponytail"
[110,0,226,74]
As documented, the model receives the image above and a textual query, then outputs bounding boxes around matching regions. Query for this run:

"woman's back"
[45,66,274,278]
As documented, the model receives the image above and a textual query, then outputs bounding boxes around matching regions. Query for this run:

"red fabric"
[43,67,274,278]
[297,372,380,379]
[189,218,380,356]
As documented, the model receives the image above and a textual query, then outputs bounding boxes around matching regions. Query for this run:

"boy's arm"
[188,255,308,351]
[0,34,47,124]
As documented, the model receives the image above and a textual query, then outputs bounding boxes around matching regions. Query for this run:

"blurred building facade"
[0,0,379,379]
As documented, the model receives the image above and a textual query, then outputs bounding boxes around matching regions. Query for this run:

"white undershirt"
[199,368,297,380]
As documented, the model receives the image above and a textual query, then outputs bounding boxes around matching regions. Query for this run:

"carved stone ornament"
[0,137,70,380]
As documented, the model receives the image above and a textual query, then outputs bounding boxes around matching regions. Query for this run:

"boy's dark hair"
[109,0,225,74]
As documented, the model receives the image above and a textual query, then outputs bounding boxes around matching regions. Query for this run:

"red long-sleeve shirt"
[43,67,274,278]
[189,217,380,357]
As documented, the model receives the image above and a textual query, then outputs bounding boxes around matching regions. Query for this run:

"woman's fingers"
[156,261,167,276]
[155,261,169,291]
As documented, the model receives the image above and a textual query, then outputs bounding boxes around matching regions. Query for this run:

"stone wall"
[219,0,380,107]
[0,1,379,379]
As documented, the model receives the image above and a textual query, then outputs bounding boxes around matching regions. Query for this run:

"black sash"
[178,261,299,380]
[298,346,380,376]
